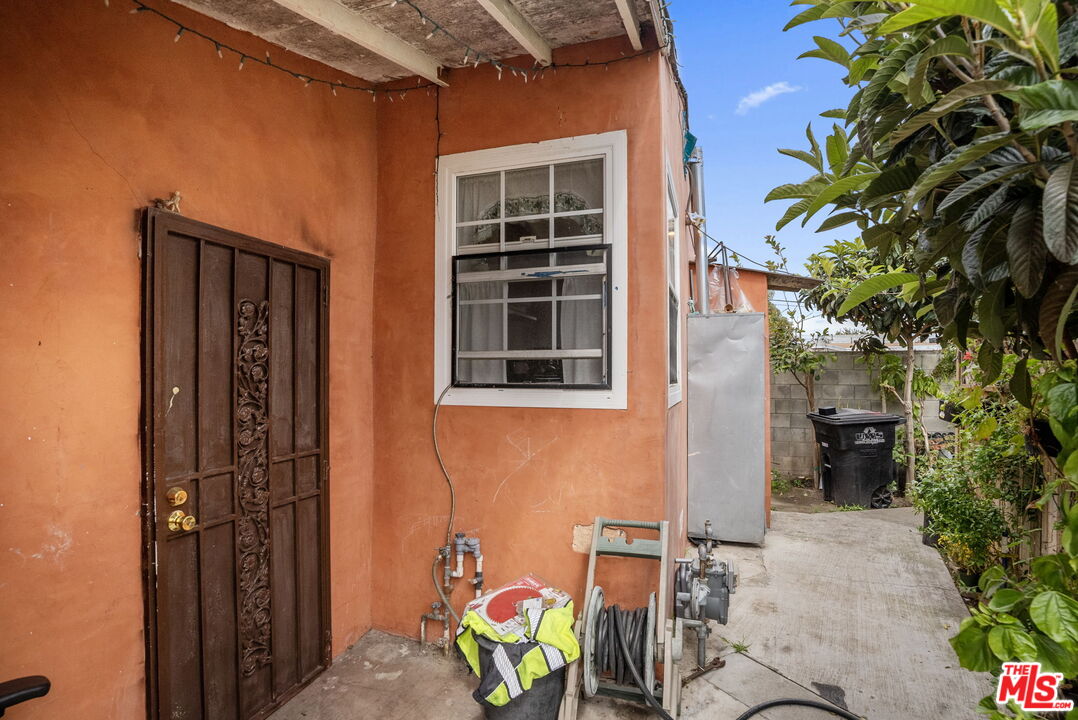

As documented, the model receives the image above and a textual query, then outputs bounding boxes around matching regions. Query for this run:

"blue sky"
[671,1,857,278]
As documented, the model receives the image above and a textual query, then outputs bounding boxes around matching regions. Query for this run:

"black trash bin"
[474,635,566,720]
[806,407,905,509]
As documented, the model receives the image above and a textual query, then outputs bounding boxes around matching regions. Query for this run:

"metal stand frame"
[559,517,682,720]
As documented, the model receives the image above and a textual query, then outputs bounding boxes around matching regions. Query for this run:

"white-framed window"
[666,164,683,407]
[435,131,628,409]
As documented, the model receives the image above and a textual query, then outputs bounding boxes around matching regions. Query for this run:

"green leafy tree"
[777,0,1078,387]
[862,351,940,468]
[931,362,1076,719]
[801,238,938,492]
[766,237,830,413]
[769,303,828,411]
[773,2,1078,714]
[915,361,1042,577]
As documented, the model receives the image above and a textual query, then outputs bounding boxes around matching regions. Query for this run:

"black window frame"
[451,243,613,390]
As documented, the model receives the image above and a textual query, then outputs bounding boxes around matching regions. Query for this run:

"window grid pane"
[667,198,679,387]
[455,158,605,255]
[669,289,678,384]
[454,246,610,388]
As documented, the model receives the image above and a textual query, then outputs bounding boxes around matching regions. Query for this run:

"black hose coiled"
[594,604,649,688]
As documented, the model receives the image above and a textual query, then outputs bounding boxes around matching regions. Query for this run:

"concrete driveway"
[275,508,991,720]
[679,508,993,719]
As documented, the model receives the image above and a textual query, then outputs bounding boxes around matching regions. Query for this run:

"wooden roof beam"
[612,0,643,51]
[271,0,447,85]
[475,0,552,66]
[646,0,670,54]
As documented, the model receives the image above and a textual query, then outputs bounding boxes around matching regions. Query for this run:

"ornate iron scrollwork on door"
[236,299,272,676]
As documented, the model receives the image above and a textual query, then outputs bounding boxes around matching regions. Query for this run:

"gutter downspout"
[688,147,710,315]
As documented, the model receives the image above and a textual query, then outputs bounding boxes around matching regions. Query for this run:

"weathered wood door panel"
[143,210,329,720]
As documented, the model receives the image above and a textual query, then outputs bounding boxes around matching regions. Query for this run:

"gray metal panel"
[688,313,766,544]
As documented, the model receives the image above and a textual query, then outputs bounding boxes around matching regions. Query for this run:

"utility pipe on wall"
[688,147,709,315]
[420,602,449,655]
[449,532,484,598]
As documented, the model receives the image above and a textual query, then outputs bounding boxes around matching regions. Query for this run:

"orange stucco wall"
[660,53,691,564]
[371,38,676,634]
[3,1,698,716]
[1,3,377,718]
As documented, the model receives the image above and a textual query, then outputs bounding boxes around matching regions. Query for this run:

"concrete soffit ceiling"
[169,0,659,85]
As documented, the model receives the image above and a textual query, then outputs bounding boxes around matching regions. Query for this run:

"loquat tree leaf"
[816,211,862,232]
[1002,79,1078,131]
[905,132,1015,210]
[1038,267,1078,361]
[1007,197,1047,299]
[775,197,814,231]
[799,35,851,68]
[907,36,972,107]
[1043,160,1078,264]
[878,0,1019,40]
[765,179,827,202]
[891,80,1019,146]
[836,271,918,315]
[978,281,1006,348]
[802,173,881,225]
[937,163,1034,214]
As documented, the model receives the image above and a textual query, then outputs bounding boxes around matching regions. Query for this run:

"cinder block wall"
[771,350,945,478]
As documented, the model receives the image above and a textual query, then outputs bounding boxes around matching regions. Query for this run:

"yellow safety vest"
[456,600,580,707]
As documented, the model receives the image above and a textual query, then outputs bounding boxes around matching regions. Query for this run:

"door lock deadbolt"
[166,487,188,506]
[168,510,197,532]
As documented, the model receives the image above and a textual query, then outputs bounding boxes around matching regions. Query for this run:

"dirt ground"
[771,483,913,514]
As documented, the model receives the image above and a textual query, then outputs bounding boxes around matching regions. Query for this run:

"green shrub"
[771,470,792,496]
[935,373,1043,546]
[914,457,1006,573]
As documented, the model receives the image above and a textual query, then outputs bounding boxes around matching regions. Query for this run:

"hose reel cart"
[559,517,682,719]
[557,518,861,720]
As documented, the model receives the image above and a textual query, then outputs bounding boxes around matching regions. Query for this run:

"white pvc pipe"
[474,555,484,598]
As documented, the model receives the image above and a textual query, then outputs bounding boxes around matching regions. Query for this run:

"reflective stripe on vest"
[456,600,579,707]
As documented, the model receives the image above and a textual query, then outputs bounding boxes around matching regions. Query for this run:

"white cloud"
[735,81,803,115]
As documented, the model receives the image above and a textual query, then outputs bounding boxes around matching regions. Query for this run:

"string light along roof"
[158,0,673,91]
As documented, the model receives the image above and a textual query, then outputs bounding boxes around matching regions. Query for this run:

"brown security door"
[142,210,330,720]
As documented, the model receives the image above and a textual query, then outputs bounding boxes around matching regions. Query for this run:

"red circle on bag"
[485,586,542,623]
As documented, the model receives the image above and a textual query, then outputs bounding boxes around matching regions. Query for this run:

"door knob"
[168,510,197,532]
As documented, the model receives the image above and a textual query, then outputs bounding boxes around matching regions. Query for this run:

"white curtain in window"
[458,282,504,383]
[559,280,603,384]
[458,173,500,222]
[554,159,603,211]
